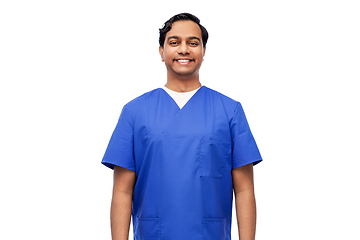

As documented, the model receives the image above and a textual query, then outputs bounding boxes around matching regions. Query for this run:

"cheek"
[196,53,204,62]
[163,54,172,63]
[163,47,175,57]
[195,48,205,58]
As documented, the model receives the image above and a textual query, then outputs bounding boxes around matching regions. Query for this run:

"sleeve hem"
[101,159,136,172]
[232,158,262,170]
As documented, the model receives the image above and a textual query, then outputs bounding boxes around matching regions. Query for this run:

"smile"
[175,59,194,64]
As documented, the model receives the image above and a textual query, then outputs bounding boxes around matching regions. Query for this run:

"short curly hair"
[159,13,209,48]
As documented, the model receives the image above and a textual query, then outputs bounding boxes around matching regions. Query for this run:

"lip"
[174,58,194,64]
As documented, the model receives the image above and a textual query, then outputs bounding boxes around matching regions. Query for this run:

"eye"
[169,41,179,46]
[190,42,199,46]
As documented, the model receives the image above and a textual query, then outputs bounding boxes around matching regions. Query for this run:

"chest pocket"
[199,139,231,178]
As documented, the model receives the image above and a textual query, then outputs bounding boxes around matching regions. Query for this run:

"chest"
[133,89,232,143]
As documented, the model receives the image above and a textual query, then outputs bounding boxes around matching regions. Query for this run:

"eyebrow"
[167,35,201,42]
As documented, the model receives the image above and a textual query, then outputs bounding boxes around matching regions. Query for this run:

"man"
[102,13,262,240]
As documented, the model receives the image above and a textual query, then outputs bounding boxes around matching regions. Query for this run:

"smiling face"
[159,20,206,81]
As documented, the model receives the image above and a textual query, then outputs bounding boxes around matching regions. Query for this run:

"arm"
[111,165,136,240]
[232,163,256,240]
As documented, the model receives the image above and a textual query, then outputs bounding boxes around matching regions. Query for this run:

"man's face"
[159,20,206,79]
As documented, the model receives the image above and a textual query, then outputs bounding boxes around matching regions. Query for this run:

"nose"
[177,42,190,55]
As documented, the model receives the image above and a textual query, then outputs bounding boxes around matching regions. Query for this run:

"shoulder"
[203,86,240,113]
[122,88,163,116]
[124,88,162,108]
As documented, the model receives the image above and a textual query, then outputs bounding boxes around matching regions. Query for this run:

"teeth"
[177,59,191,63]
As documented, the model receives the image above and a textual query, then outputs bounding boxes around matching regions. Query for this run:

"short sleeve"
[101,105,135,171]
[230,102,262,169]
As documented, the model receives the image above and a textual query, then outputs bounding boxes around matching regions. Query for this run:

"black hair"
[159,13,209,48]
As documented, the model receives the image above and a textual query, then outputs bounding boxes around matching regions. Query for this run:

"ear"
[159,46,164,61]
[203,46,206,57]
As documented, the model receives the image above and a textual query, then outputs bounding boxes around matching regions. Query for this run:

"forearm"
[110,192,133,240]
[234,190,256,240]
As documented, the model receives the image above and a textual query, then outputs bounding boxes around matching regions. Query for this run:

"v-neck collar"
[160,86,204,110]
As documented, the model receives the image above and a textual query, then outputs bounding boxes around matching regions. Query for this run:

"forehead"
[166,20,202,39]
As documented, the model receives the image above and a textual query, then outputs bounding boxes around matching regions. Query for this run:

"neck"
[165,75,201,92]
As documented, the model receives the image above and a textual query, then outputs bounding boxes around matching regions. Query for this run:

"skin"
[232,163,257,240]
[110,20,257,240]
[111,166,136,240]
[159,20,205,92]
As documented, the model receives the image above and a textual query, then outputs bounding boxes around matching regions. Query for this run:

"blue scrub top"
[102,86,262,240]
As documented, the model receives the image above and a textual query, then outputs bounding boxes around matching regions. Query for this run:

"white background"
[1,0,359,239]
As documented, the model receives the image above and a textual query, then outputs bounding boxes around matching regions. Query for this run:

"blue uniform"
[102,86,262,240]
